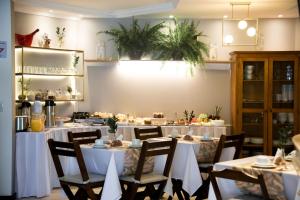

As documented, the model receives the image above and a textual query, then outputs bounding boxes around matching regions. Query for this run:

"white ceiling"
[14,0,299,19]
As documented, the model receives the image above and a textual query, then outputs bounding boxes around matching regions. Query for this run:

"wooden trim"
[298,0,300,17]
[0,193,16,200]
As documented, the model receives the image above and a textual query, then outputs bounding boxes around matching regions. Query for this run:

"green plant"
[107,115,119,133]
[56,27,66,47]
[18,78,31,95]
[278,124,293,149]
[157,19,209,67]
[73,54,79,68]
[99,18,165,60]
[67,86,72,94]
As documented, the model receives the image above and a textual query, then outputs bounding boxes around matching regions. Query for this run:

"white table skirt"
[15,124,228,198]
[208,156,299,200]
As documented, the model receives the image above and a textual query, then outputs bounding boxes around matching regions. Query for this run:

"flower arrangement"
[184,110,195,124]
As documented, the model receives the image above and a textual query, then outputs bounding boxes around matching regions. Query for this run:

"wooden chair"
[210,169,271,200]
[193,133,245,199]
[120,138,177,200]
[48,139,105,200]
[68,129,101,144]
[134,126,163,140]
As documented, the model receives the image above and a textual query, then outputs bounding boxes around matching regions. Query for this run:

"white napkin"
[273,148,284,164]
[170,128,179,137]
[116,134,123,141]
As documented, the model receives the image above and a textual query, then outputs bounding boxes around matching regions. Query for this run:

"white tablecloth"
[15,124,228,198]
[208,156,299,200]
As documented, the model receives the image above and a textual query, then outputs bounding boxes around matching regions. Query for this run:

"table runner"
[233,163,287,200]
[122,147,154,175]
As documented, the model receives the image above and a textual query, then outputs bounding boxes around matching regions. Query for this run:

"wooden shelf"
[243,143,264,148]
[15,46,83,52]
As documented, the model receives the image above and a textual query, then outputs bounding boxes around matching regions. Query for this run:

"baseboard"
[0,193,16,200]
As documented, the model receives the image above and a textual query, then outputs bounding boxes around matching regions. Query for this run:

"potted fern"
[99,18,165,60]
[157,19,209,67]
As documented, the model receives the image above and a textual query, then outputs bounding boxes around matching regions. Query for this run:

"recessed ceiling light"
[223,15,228,19]
[169,15,175,19]
[49,9,53,13]
[278,14,283,18]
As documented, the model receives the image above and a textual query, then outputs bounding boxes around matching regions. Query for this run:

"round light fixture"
[238,20,248,30]
[247,27,256,37]
[224,34,234,44]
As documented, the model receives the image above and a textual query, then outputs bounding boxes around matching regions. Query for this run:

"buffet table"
[208,156,300,200]
[16,124,228,198]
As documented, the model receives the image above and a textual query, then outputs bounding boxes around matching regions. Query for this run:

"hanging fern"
[99,18,165,60]
[157,19,209,67]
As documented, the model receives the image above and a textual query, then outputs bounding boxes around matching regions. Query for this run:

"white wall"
[14,12,300,123]
[0,0,14,196]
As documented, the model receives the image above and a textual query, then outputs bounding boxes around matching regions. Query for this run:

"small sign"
[0,41,7,58]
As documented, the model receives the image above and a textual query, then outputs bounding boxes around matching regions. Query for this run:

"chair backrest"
[210,169,271,200]
[48,139,89,182]
[213,133,245,163]
[68,129,101,144]
[134,138,177,181]
[134,126,163,140]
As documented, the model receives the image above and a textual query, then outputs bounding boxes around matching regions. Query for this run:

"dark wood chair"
[48,139,105,200]
[210,169,271,200]
[193,133,245,199]
[134,126,163,140]
[120,138,177,200]
[68,129,101,144]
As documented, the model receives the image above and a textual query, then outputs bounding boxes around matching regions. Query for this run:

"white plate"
[128,144,142,148]
[251,162,277,168]
[93,144,107,149]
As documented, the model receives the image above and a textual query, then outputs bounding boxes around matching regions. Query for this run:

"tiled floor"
[18,188,197,200]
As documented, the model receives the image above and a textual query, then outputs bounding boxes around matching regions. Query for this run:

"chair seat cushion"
[59,173,105,184]
[119,172,168,184]
[229,194,264,200]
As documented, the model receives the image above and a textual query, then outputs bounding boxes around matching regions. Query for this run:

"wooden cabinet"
[230,51,300,155]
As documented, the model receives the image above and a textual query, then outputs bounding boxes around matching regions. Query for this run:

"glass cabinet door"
[242,112,266,156]
[271,60,295,109]
[270,59,296,154]
[242,61,266,109]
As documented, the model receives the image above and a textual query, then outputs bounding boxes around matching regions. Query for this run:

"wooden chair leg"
[85,186,98,200]
[61,184,76,200]
[171,179,185,200]
[127,183,139,200]
[154,182,167,199]
[74,188,88,200]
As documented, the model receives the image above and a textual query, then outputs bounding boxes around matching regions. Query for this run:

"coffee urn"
[45,100,56,127]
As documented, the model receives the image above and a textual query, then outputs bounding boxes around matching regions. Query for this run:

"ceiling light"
[224,34,234,44]
[247,27,256,37]
[169,15,175,19]
[278,14,283,18]
[238,20,248,30]
[223,15,228,19]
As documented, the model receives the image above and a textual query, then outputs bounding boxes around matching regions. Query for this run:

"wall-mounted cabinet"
[231,51,300,156]
[15,46,84,102]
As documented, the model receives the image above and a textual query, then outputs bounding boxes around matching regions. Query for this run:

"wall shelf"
[85,59,232,70]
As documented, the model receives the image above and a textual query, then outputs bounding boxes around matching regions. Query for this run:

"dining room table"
[15,123,230,199]
[208,155,300,200]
